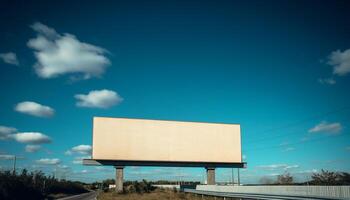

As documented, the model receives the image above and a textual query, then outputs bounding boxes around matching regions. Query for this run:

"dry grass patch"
[98,188,204,200]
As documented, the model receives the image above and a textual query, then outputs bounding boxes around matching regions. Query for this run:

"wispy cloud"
[0,154,15,160]
[0,52,19,66]
[15,101,55,118]
[27,22,110,79]
[318,77,336,85]
[11,132,51,144]
[36,158,60,165]
[328,48,350,76]
[75,89,123,108]
[294,169,318,174]
[0,125,17,140]
[308,121,342,134]
[65,145,92,155]
[72,156,90,164]
[25,144,41,153]
[319,48,350,85]
[282,147,295,152]
[256,164,299,171]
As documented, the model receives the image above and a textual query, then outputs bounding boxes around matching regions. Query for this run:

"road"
[57,191,97,200]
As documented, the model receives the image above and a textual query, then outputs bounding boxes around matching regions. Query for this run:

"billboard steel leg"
[115,166,124,193]
[206,167,215,185]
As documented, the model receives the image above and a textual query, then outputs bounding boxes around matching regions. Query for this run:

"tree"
[310,170,341,185]
[276,172,293,185]
[339,172,350,185]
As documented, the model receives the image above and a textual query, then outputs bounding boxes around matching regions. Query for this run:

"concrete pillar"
[115,166,124,193]
[206,167,215,185]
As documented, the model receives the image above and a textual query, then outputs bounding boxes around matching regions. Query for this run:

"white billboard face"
[92,117,242,163]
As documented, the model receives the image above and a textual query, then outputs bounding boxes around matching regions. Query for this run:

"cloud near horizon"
[75,89,122,108]
[72,156,90,164]
[15,101,55,118]
[256,164,299,171]
[308,121,342,134]
[0,154,15,160]
[0,52,19,66]
[27,22,110,79]
[36,158,60,165]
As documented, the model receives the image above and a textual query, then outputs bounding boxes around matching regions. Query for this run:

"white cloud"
[0,52,19,65]
[308,121,342,134]
[75,89,122,108]
[0,125,17,140]
[318,77,336,85]
[256,164,299,171]
[328,48,350,76]
[11,132,51,144]
[257,164,287,170]
[73,156,90,164]
[295,169,318,174]
[283,147,295,152]
[284,165,299,170]
[27,22,110,79]
[0,154,15,160]
[15,101,55,118]
[58,165,69,169]
[69,144,92,155]
[95,166,113,172]
[36,158,60,165]
[25,145,41,153]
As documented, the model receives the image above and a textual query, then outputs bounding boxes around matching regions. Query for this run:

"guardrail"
[195,185,350,199]
[184,188,346,200]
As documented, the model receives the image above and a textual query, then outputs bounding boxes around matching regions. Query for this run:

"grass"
[98,188,208,200]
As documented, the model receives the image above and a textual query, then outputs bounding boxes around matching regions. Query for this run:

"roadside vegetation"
[98,188,204,200]
[0,169,88,200]
[260,170,350,185]
[97,179,204,200]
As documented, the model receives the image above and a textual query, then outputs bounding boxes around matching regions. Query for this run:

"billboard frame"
[83,158,246,168]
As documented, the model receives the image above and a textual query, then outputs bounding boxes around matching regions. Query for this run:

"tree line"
[260,170,350,185]
[0,169,88,200]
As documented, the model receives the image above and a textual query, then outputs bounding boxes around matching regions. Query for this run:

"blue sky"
[0,0,350,184]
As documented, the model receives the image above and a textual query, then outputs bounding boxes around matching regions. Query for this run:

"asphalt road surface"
[58,191,97,200]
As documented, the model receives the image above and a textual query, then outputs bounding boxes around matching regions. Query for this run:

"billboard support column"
[115,166,124,193]
[206,167,215,185]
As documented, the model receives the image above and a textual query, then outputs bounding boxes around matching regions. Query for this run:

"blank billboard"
[92,117,242,164]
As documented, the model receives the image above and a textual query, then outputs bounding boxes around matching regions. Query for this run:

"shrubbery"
[123,180,155,194]
[309,170,350,185]
[0,169,88,200]
[259,170,350,186]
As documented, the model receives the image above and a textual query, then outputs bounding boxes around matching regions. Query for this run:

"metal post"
[115,166,124,193]
[231,168,234,185]
[237,168,240,186]
[13,156,16,174]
